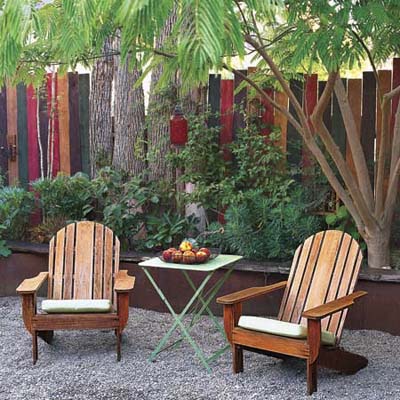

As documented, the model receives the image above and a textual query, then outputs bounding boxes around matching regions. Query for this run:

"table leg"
[141,267,214,371]
[181,266,234,338]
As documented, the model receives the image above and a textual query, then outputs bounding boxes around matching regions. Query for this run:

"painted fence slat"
[346,79,362,178]
[376,70,392,157]
[318,81,332,133]
[208,74,221,129]
[57,74,71,175]
[361,71,377,185]
[69,72,82,175]
[39,84,48,178]
[47,73,60,177]
[287,79,303,174]
[17,83,28,187]
[26,85,40,183]
[6,86,18,185]
[391,58,400,139]
[0,87,7,184]
[261,88,274,137]
[78,74,90,175]
[303,74,318,170]
[274,91,288,152]
[233,70,247,140]
[220,79,234,161]
[332,79,347,156]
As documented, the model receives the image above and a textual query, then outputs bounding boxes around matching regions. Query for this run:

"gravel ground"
[1,296,400,400]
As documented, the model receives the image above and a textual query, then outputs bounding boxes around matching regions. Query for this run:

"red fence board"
[391,58,400,139]
[220,79,234,160]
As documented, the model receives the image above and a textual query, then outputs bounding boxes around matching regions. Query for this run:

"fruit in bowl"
[179,240,193,252]
[182,250,196,264]
[161,241,213,264]
[162,248,177,262]
[199,247,211,258]
[171,250,183,263]
[195,250,209,263]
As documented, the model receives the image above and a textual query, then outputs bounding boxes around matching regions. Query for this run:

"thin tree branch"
[350,28,381,99]
[223,64,303,133]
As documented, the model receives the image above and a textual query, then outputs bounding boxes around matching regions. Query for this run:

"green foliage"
[168,111,291,213]
[32,173,94,221]
[0,185,34,241]
[325,205,366,250]
[204,188,322,261]
[143,211,198,250]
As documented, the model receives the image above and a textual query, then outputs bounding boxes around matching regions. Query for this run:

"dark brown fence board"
[287,79,303,174]
[208,74,221,128]
[17,83,28,187]
[376,70,392,156]
[318,81,332,133]
[58,74,71,175]
[78,74,90,175]
[332,78,347,156]
[361,71,376,184]
[347,79,362,178]
[69,72,82,174]
[0,87,8,184]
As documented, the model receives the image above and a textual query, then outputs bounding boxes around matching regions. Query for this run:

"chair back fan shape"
[48,221,120,305]
[278,230,362,343]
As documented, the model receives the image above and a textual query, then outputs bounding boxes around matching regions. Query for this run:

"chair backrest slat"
[278,230,362,342]
[63,223,76,299]
[103,227,114,300]
[73,221,95,299]
[48,221,120,305]
[53,228,66,299]
[93,223,105,299]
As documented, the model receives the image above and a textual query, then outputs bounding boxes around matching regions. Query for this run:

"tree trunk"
[89,37,114,177]
[113,52,146,174]
[147,10,178,182]
[364,228,391,269]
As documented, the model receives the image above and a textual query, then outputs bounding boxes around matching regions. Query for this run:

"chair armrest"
[16,272,48,294]
[217,281,287,305]
[302,291,367,320]
[114,270,135,293]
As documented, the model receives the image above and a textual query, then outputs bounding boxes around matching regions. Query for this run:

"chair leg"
[307,359,317,395]
[32,331,38,365]
[232,344,243,373]
[116,329,121,362]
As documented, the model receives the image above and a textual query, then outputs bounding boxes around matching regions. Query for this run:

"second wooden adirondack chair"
[16,221,135,364]
[217,230,368,395]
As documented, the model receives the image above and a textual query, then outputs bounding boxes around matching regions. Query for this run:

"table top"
[139,254,243,272]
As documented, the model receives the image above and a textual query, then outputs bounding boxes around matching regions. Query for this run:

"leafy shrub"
[325,205,366,250]
[32,173,94,221]
[142,211,199,250]
[205,188,322,261]
[0,186,34,241]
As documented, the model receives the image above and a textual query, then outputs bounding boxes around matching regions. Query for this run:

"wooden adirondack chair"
[16,221,135,364]
[217,230,368,395]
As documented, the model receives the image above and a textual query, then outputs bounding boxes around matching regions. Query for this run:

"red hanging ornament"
[170,105,188,146]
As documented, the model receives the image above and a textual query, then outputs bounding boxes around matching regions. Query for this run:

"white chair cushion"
[238,316,336,346]
[42,299,112,314]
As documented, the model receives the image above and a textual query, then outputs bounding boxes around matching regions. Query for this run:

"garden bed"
[2,241,400,335]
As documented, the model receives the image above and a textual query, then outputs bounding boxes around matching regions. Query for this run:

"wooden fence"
[210,58,400,188]
[0,58,399,187]
[0,73,90,186]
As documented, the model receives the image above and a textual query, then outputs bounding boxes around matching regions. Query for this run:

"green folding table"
[138,254,243,371]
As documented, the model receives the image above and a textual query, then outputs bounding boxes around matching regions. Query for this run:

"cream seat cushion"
[42,299,112,314]
[238,316,336,346]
